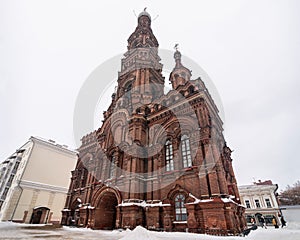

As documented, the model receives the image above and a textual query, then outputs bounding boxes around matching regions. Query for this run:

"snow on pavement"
[118,225,300,240]
[0,221,299,240]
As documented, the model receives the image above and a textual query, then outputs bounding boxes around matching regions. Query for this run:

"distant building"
[0,136,77,224]
[239,180,281,226]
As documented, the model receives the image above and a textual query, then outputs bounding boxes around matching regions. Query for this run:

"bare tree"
[279,180,300,205]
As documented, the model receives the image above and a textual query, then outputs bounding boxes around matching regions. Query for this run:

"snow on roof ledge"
[33,206,50,210]
[82,206,95,209]
[186,193,213,205]
[221,197,244,208]
[118,200,170,208]
[62,208,71,212]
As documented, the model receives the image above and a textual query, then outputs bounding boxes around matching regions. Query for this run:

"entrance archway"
[94,191,118,229]
[255,212,263,225]
[30,207,50,224]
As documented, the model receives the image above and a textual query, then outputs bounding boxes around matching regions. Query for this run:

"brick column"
[115,206,122,228]
[186,204,199,231]
[121,205,144,229]
[163,205,174,231]
[145,206,160,229]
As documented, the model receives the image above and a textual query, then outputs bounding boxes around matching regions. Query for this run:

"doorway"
[93,192,118,229]
[30,207,50,224]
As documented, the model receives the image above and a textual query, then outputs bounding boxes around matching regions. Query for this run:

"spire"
[138,7,151,20]
[127,8,159,50]
[120,8,162,76]
[174,49,183,68]
[169,46,192,90]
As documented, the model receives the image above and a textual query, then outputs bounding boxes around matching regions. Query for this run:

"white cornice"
[238,184,277,191]
[30,136,78,157]
[19,180,68,194]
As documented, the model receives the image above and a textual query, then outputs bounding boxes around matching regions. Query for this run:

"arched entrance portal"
[30,207,50,224]
[255,212,262,224]
[94,191,118,230]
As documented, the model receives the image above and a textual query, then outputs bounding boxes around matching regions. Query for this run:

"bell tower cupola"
[127,8,159,50]
[169,46,192,90]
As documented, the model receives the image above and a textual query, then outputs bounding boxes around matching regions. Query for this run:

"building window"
[7,175,14,187]
[245,200,251,208]
[124,82,132,109]
[12,161,20,173]
[2,187,9,199]
[73,170,80,189]
[265,198,272,208]
[80,168,87,187]
[165,140,174,171]
[181,135,192,168]
[108,153,116,179]
[175,193,187,221]
[255,199,261,208]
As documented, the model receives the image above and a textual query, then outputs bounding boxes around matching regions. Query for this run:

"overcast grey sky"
[1,0,299,190]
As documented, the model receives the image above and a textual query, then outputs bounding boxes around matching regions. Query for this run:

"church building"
[61,10,246,235]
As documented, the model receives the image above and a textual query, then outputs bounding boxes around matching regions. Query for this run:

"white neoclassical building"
[0,136,77,224]
[238,180,281,226]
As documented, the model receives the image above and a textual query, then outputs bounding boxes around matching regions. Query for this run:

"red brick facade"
[61,10,246,235]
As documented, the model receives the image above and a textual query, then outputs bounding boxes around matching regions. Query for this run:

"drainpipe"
[10,184,23,221]
[10,139,35,222]
[273,184,282,218]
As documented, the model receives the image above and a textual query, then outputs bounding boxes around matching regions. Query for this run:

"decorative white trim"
[19,180,68,194]
[30,136,78,156]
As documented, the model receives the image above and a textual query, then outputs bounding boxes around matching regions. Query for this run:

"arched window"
[108,153,116,179]
[124,82,132,109]
[165,140,174,171]
[181,135,192,168]
[80,168,88,187]
[175,194,187,221]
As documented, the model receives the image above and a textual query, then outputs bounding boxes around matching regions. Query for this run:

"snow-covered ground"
[0,207,299,240]
[0,222,299,240]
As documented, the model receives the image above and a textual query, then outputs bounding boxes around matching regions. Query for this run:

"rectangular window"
[245,200,251,208]
[255,199,261,208]
[2,187,9,199]
[7,175,14,187]
[108,154,116,179]
[165,141,174,172]
[12,161,20,173]
[181,135,192,168]
[265,198,272,208]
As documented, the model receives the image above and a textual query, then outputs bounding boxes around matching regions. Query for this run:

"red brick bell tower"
[62,9,246,235]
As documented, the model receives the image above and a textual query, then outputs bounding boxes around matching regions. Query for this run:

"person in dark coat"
[281,216,287,228]
[260,216,267,229]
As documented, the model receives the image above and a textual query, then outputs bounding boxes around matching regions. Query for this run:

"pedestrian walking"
[251,217,256,226]
[281,216,287,228]
[272,217,279,228]
[261,216,267,229]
